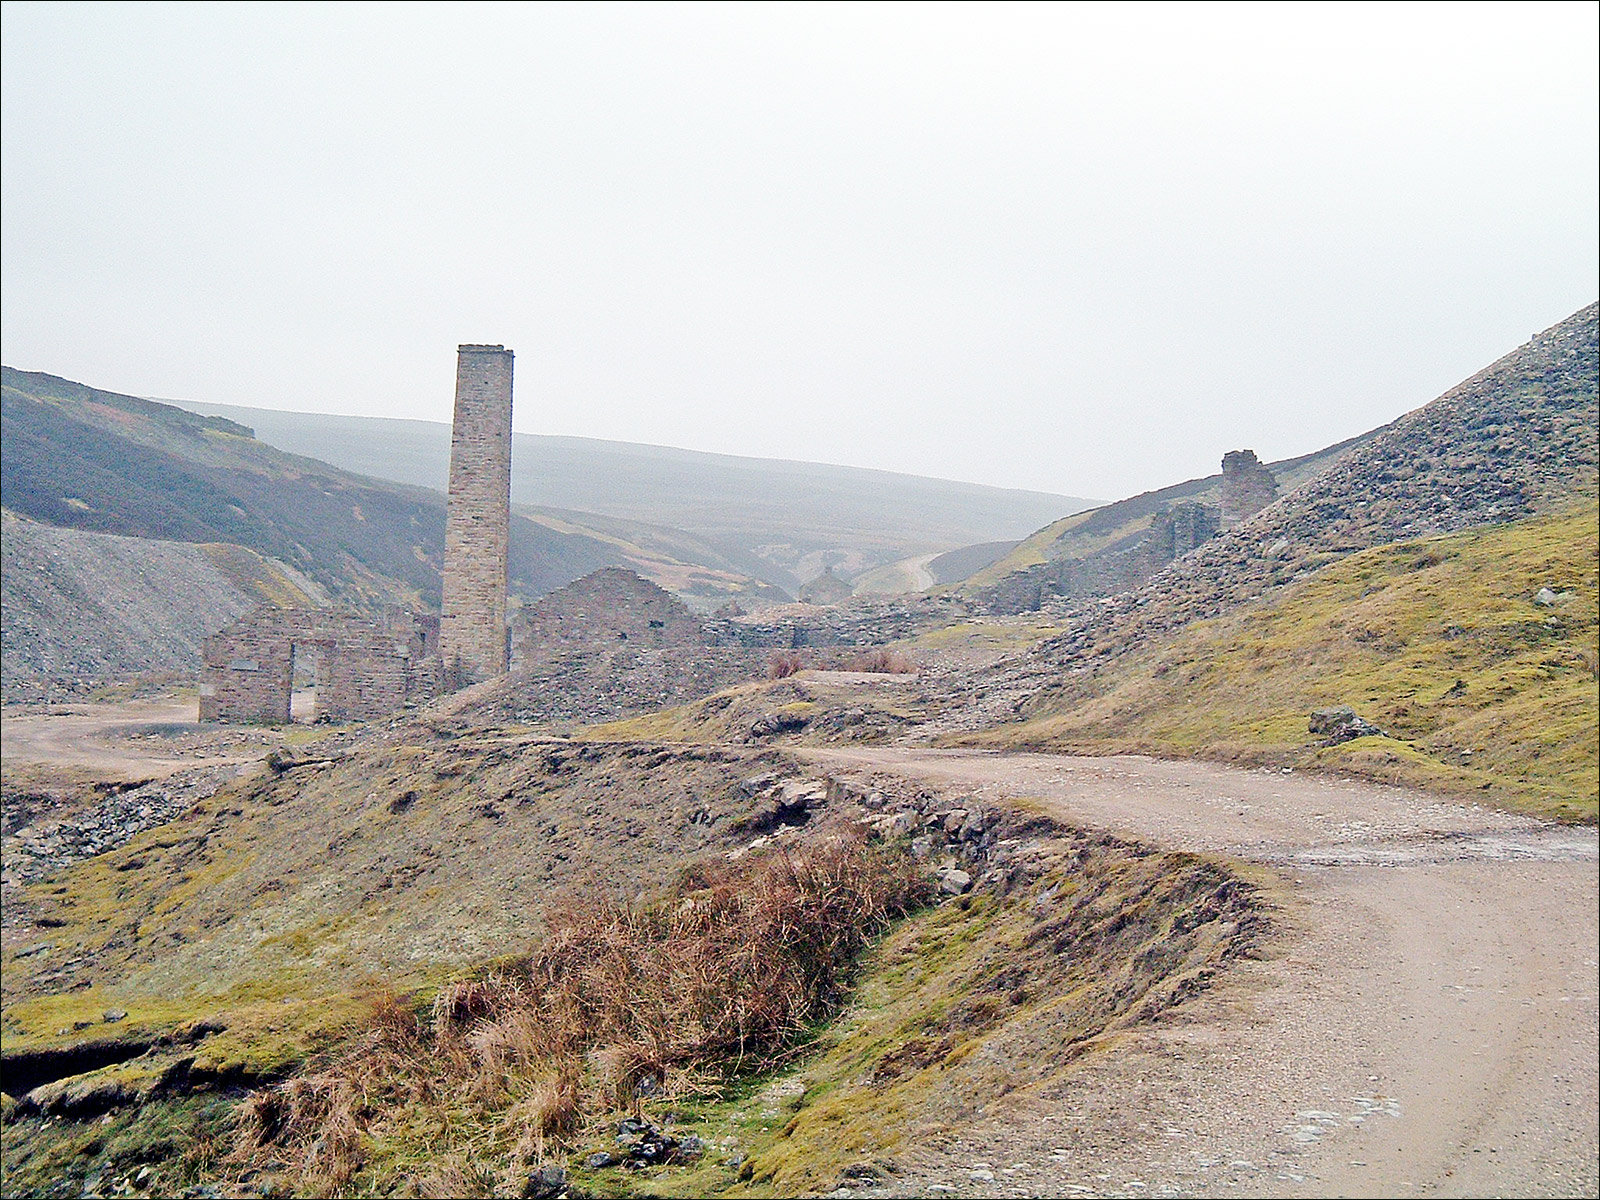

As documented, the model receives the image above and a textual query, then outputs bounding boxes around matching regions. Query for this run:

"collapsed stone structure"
[972,451,1273,615]
[198,609,439,723]
[512,568,705,664]
[1220,449,1279,527]
[201,345,513,723]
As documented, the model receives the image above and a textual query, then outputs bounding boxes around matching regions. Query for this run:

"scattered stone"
[939,868,973,895]
[607,1118,701,1170]
[779,780,826,813]
[749,711,809,738]
[835,1161,884,1188]
[1308,706,1384,745]
[739,772,782,797]
[0,766,231,891]
[102,1009,127,1023]
[517,1163,567,1198]
[871,811,918,839]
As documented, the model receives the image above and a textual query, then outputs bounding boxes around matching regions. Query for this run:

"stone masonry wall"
[200,608,440,724]
[512,567,705,666]
[974,500,1220,615]
[441,344,514,684]
[1220,449,1279,528]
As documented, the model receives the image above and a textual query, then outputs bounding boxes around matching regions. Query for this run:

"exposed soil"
[799,748,1598,1199]
[1,697,278,781]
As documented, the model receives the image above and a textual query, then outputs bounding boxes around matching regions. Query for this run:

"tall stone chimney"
[440,344,514,684]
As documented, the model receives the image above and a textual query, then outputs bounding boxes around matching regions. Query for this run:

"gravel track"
[800,748,1599,1199]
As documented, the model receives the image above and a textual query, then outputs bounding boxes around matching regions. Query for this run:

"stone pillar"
[441,344,514,684]
[1220,449,1278,529]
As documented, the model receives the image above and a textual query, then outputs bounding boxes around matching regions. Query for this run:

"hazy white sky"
[3,2,1596,500]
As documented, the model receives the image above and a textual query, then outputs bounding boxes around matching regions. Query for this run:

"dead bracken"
[229,834,931,1196]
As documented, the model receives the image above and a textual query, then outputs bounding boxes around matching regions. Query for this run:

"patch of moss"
[1,1087,237,1200]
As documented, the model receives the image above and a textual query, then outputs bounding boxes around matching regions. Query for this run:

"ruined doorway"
[289,642,323,724]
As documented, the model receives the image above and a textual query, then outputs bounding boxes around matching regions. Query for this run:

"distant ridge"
[0,367,631,609]
[169,399,1098,585]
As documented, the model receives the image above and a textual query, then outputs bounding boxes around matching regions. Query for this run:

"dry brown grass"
[231,834,931,1196]
[767,649,805,679]
[844,648,916,674]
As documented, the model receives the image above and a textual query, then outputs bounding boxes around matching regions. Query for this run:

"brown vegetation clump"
[768,649,805,678]
[845,648,916,674]
[232,834,931,1196]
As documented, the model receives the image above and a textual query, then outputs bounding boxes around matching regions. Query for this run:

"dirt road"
[1,697,273,780]
[801,748,1599,1199]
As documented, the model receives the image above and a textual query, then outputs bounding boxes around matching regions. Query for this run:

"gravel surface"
[800,748,1599,1199]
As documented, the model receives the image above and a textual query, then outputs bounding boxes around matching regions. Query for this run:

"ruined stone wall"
[1153,500,1220,560]
[441,344,514,684]
[199,612,296,723]
[1220,449,1279,528]
[703,594,970,649]
[200,608,440,724]
[974,501,1220,615]
[512,568,705,665]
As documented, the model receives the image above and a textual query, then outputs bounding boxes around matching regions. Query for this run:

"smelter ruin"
[200,344,515,722]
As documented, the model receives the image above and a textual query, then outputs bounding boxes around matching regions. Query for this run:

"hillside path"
[799,748,1599,1200]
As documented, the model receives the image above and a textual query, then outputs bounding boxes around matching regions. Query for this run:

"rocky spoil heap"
[0,767,238,896]
[451,647,771,728]
[706,593,976,650]
[923,302,1600,731]
[0,512,316,700]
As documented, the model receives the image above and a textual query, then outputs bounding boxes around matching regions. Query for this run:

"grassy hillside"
[0,368,782,613]
[174,399,1098,586]
[970,507,1599,821]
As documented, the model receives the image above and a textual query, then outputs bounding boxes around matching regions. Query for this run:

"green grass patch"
[970,506,1599,821]
[905,617,1071,656]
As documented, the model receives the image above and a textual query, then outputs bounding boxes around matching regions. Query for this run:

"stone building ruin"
[1220,449,1279,527]
[512,567,705,665]
[972,449,1276,614]
[200,344,514,723]
[198,609,439,724]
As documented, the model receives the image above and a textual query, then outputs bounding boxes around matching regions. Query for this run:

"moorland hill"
[171,398,1096,591]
